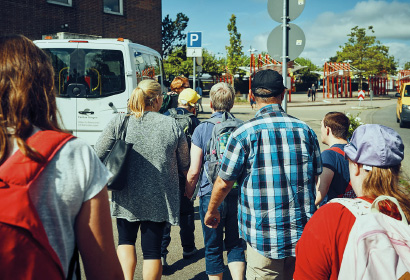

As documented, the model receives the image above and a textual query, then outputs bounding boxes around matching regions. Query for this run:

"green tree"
[294,57,320,82]
[163,47,226,79]
[225,14,244,86]
[404,62,410,70]
[162,13,189,57]
[335,26,397,89]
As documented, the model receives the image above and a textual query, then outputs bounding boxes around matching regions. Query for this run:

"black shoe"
[182,247,198,259]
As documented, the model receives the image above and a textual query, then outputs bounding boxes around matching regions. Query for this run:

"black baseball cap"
[251,69,287,97]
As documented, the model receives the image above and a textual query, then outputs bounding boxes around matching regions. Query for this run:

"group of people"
[1,34,410,280]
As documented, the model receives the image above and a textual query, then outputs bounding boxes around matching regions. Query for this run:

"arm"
[204,177,235,228]
[185,144,203,199]
[75,187,124,280]
[315,167,335,206]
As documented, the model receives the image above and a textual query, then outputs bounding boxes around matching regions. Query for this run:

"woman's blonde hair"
[362,164,410,222]
[128,79,162,118]
[0,34,62,164]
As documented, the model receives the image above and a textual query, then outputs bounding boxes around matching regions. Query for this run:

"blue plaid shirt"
[218,104,322,259]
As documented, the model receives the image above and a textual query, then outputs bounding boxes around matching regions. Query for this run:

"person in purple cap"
[203,69,323,279]
[294,124,410,279]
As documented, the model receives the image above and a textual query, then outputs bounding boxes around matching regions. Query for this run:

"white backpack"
[330,196,410,280]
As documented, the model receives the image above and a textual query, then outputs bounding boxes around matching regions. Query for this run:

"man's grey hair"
[210,82,235,112]
[254,88,281,101]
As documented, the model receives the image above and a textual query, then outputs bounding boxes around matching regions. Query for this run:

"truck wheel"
[400,116,406,128]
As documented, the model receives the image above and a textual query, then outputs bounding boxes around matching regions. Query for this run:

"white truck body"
[34,38,165,146]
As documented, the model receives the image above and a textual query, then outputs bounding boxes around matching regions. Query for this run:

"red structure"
[397,70,410,91]
[322,62,358,98]
[368,75,388,95]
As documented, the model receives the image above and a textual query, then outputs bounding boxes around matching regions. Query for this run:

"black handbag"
[103,115,133,191]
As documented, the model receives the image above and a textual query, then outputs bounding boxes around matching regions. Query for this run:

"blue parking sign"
[187,32,202,48]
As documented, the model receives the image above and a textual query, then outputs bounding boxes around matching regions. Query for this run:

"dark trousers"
[161,194,196,256]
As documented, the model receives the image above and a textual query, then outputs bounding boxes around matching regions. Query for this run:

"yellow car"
[396,82,410,128]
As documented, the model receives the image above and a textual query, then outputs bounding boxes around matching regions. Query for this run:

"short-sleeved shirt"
[191,111,226,197]
[218,104,322,259]
[321,144,350,202]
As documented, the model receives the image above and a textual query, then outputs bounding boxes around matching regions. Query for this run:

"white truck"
[34,36,166,146]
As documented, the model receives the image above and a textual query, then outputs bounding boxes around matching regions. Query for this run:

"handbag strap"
[117,115,130,140]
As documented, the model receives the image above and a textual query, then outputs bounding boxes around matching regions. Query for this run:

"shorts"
[117,218,166,260]
[246,243,296,280]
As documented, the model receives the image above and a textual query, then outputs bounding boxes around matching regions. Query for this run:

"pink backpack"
[331,196,410,279]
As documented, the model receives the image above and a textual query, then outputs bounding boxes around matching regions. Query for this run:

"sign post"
[187,32,202,90]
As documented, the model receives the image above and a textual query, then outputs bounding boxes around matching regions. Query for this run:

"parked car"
[396,82,410,128]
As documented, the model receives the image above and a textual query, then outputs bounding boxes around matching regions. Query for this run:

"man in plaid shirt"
[204,69,322,280]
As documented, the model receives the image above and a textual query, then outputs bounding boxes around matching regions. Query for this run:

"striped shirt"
[218,104,322,259]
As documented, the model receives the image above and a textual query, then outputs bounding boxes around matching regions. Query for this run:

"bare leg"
[142,259,162,280]
[228,261,246,280]
[208,273,223,280]
[117,245,136,280]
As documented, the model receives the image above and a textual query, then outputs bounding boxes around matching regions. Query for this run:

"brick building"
[0,0,162,53]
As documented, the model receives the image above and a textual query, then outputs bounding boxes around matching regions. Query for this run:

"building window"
[47,0,72,7]
[104,0,123,15]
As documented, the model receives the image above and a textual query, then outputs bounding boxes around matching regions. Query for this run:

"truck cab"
[396,82,410,128]
[34,37,165,145]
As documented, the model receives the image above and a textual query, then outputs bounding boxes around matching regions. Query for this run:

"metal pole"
[193,57,196,90]
[281,0,288,112]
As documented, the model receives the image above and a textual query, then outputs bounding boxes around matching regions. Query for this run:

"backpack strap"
[0,130,74,277]
[329,198,371,217]
[168,107,178,118]
[326,146,354,198]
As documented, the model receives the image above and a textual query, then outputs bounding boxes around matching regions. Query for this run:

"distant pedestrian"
[204,70,322,280]
[248,89,256,109]
[311,83,316,101]
[95,79,190,280]
[196,81,204,112]
[307,87,312,101]
[0,34,123,280]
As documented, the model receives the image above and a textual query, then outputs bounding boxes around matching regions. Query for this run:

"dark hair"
[323,112,350,140]
[0,34,62,164]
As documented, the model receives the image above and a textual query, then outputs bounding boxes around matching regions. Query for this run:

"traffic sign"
[268,0,305,23]
[267,23,305,61]
[187,32,202,48]
[358,90,365,100]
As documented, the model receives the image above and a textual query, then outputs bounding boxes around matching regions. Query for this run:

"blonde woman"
[95,79,190,280]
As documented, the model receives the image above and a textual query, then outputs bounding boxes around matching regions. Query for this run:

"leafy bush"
[346,112,364,139]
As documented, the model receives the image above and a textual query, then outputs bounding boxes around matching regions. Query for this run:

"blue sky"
[162,0,410,68]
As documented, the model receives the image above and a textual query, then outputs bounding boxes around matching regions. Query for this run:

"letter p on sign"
[187,32,202,48]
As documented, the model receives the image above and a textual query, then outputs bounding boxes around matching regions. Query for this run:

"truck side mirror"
[395,92,401,98]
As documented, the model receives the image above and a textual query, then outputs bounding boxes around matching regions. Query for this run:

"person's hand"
[204,209,221,228]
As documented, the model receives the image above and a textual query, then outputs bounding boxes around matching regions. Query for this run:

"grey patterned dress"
[94,111,190,225]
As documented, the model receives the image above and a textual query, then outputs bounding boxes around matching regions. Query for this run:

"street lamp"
[248,46,258,55]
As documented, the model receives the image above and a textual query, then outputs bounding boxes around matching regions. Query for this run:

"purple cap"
[344,124,404,167]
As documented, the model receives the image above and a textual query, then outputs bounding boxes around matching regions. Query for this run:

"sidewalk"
[200,91,392,108]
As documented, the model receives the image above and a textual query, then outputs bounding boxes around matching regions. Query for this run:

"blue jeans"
[199,190,245,275]
[161,194,196,256]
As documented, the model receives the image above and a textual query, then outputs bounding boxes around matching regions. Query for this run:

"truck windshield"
[43,48,125,98]
[405,85,410,97]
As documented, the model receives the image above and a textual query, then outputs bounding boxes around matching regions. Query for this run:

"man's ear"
[209,100,213,109]
[280,89,286,101]
[326,126,331,136]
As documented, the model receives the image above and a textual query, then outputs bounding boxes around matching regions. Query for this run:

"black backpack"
[167,108,195,148]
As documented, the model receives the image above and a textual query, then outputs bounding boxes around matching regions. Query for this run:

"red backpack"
[327,146,356,198]
[0,130,74,280]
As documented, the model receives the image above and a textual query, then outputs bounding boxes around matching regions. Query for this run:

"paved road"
[91,91,408,280]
